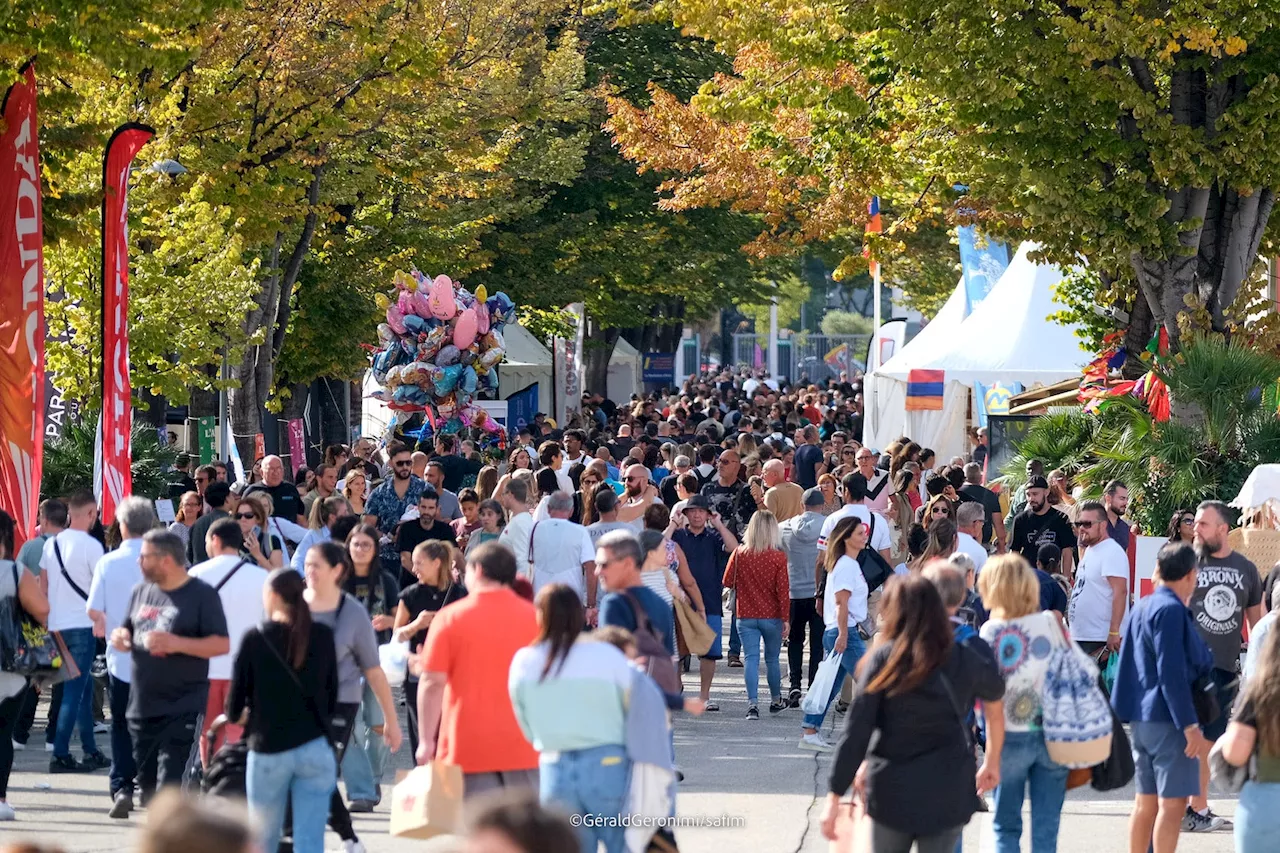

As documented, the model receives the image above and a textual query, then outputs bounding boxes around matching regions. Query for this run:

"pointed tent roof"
[871,278,967,379]
[878,244,1088,385]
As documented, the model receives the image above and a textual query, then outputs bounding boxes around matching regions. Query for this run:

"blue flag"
[505,383,538,439]
[957,226,1010,313]
[974,381,1022,427]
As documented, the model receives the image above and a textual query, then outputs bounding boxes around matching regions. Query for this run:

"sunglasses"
[236,512,257,520]
[581,477,599,486]
[1180,517,1194,525]
[1072,520,1099,529]
[393,460,413,468]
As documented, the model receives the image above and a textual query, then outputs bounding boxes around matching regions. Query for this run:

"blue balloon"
[403,314,428,335]
[461,366,478,395]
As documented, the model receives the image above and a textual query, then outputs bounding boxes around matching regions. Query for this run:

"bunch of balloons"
[369,269,513,436]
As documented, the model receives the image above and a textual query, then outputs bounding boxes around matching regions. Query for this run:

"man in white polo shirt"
[190,517,267,765]
[87,496,154,817]
[42,490,108,773]
[528,491,598,618]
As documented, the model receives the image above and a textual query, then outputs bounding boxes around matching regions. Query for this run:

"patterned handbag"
[0,561,69,680]
[1041,616,1113,768]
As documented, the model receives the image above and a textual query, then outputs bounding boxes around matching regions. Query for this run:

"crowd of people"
[0,365,1274,853]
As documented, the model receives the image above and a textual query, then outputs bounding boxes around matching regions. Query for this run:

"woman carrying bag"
[0,508,51,821]
[821,574,1005,853]
[1217,618,1280,852]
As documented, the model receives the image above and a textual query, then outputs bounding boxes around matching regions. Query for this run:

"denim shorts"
[1131,720,1200,799]
[701,615,723,661]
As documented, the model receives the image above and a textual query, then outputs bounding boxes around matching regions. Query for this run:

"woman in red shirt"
[723,510,792,719]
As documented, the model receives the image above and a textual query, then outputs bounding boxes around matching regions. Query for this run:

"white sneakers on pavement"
[0,801,15,821]
[798,732,832,752]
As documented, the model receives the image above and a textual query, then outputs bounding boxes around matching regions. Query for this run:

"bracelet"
[1108,631,1120,637]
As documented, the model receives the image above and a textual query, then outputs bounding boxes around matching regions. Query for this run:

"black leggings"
[405,678,420,760]
[0,688,24,799]
[788,598,824,691]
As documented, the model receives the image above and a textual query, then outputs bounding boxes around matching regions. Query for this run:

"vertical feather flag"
[864,196,881,278]
[905,369,945,411]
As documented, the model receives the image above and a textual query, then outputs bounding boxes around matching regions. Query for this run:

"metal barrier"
[730,333,869,382]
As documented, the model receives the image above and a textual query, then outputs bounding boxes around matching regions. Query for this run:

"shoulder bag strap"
[53,538,89,601]
[623,590,654,634]
[528,520,541,565]
[214,560,249,593]
[260,630,338,749]
[936,668,974,749]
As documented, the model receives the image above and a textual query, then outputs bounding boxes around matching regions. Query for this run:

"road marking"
[977,811,995,853]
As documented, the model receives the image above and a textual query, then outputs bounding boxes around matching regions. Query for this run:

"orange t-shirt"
[422,586,539,773]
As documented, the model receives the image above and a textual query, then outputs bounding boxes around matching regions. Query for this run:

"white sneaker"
[798,732,832,752]
[43,742,54,752]
[0,801,15,821]
[93,721,110,734]
[339,840,367,853]
[11,740,24,751]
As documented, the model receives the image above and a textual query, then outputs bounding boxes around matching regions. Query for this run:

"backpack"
[623,591,681,696]
[1041,615,1113,768]
[858,514,894,593]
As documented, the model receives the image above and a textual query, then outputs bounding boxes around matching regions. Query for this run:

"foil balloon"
[403,314,428,335]
[436,392,458,421]
[375,292,391,312]
[473,284,488,304]
[410,289,431,319]
[459,350,476,367]
[486,291,515,325]
[386,304,407,335]
[428,275,457,320]
[436,344,461,366]
[394,270,416,291]
[460,365,478,395]
[476,303,491,336]
[397,290,414,315]
[417,326,447,362]
[377,323,395,344]
[433,364,463,396]
[453,306,478,350]
[477,347,503,372]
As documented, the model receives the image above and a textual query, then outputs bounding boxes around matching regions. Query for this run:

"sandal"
[704,701,720,712]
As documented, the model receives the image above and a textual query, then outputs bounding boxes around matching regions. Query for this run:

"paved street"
[3,670,1237,853]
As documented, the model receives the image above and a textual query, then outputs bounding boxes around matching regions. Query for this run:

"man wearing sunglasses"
[364,441,427,572]
[1067,501,1128,658]
[1008,475,1077,578]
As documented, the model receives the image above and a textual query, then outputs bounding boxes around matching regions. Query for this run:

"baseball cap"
[803,487,826,508]
[1026,475,1049,490]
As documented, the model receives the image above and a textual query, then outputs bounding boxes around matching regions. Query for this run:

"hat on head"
[1027,475,1049,490]
[685,494,712,511]
[803,487,826,508]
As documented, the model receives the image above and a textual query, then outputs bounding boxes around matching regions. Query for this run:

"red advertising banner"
[287,418,305,475]
[0,62,46,545]
[98,122,153,525]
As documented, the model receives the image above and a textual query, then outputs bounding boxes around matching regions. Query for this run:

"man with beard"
[396,488,458,590]
[1008,475,1076,577]
[1104,480,1132,548]
[111,530,228,805]
[700,450,758,667]
[1185,500,1262,832]
[671,495,739,709]
[1067,501,1129,656]
[363,442,427,572]
[616,464,662,530]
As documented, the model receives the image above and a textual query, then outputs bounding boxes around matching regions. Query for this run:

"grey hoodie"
[780,511,824,599]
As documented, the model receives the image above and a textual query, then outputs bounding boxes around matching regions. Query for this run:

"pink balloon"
[429,275,457,320]
[397,290,414,316]
[453,306,479,350]
[476,304,491,335]
[410,289,431,318]
[386,304,407,335]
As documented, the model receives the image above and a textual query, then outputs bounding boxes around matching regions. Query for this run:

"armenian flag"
[905,369,945,411]
[864,196,882,278]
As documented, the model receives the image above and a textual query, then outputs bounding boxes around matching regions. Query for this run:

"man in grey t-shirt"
[780,489,826,706]
[1188,500,1263,828]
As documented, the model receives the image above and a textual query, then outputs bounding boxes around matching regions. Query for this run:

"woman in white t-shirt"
[978,554,1070,853]
[800,515,869,752]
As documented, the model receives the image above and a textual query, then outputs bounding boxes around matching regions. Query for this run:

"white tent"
[607,337,641,401]
[864,279,968,454]
[867,244,1088,460]
[499,323,554,411]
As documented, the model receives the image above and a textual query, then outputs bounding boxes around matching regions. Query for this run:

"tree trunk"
[583,316,619,397]
[228,166,324,468]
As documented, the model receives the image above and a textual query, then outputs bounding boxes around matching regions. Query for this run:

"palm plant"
[42,421,178,500]
[1005,335,1280,533]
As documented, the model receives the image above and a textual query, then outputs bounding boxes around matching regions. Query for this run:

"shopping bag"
[802,652,843,716]
[672,597,716,658]
[389,761,464,839]
[1101,652,1119,696]
[379,640,410,689]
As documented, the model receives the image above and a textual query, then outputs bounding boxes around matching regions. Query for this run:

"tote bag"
[1041,617,1112,768]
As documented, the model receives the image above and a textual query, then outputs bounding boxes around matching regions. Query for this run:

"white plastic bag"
[802,652,844,716]
[379,640,410,688]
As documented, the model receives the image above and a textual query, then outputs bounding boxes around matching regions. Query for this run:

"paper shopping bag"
[672,596,716,657]
[389,761,464,839]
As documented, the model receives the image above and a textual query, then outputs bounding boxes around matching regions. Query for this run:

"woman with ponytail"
[228,568,338,853]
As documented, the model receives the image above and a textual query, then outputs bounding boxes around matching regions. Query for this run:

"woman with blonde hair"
[978,553,1069,853]
[475,465,499,502]
[722,510,790,719]
[342,469,368,516]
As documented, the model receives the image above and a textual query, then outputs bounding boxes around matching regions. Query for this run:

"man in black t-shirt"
[1008,475,1076,575]
[242,455,305,524]
[958,462,1006,550]
[431,434,482,492]
[395,487,457,589]
[112,530,228,809]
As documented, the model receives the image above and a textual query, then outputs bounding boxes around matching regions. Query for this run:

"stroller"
[202,714,248,799]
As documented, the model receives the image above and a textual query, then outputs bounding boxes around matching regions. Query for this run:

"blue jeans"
[54,627,99,759]
[540,743,631,853]
[248,736,337,853]
[340,682,386,801]
[107,675,136,796]
[1237,780,1280,853]
[728,599,741,658]
[992,731,1068,853]
[802,627,865,731]
[737,618,783,705]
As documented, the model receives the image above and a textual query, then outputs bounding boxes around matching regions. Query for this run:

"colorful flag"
[905,369,945,411]
[824,342,849,372]
[974,381,1023,427]
[0,62,45,546]
[97,122,154,524]
[957,226,1010,313]
[864,196,882,278]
